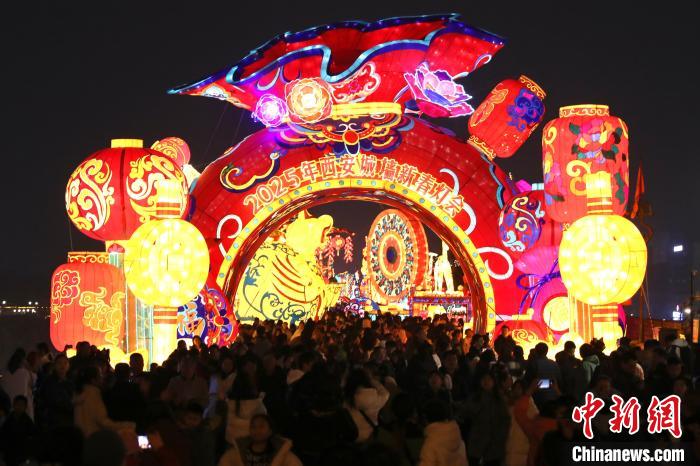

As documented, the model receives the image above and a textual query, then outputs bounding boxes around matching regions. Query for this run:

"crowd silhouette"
[1,310,699,466]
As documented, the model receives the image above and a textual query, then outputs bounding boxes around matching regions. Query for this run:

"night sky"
[2,1,698,315]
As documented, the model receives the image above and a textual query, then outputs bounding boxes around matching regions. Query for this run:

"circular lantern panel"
[65,140,188,241]
[542,105,629,223]
[559,214,646,305]
[468,75,546,159]
[124,219,209,307]
[50,262,126,350]
[366,209,428,303]
[498,190,545,260]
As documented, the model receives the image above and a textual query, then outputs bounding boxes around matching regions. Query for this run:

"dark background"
[1,1,698,318]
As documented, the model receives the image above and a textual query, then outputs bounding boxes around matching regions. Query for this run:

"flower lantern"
[50,257,127,350]
[285,78,332,123]
[124,218,210,307]
[151,137,191,167]
[468,76,546,159]
[498,190,546,260]
[558,172,646,305]
[65,139,188,241]
[404,62,475,117]
[254,95,289,127]
[542,105,629,223]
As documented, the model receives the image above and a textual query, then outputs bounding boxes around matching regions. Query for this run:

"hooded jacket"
[418,420,468,466]
[582,355,600,387]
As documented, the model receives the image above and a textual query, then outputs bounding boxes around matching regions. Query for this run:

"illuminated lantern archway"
[166,14,545,332]
[65,139,188,241]
[50,256,128,350]
[542,105,629,223]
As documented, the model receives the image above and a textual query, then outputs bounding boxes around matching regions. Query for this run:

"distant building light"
[673,245,684,253]
[673,310,684,321]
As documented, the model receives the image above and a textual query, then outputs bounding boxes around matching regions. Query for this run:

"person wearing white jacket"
[344,368,390,443]
[225,371,267,444]
[418,399,468,466]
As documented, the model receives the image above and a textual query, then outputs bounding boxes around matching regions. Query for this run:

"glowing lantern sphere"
[65,139,188,241]
[124,219,209,307]
[468,76,546,159]
[542,105,629,223]
[151,137,191,167]
[558,214,646,305]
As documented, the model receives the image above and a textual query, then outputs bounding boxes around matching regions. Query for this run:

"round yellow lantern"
[558,172,647,306]
[124,219,209,307]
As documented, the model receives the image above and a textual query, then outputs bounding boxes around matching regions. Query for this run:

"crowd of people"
[1,310,699,466]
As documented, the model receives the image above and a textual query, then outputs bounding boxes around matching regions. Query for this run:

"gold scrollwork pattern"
[518,75,546,99]
[80,287,124,346]
[50,269,81,323]
[469,85,508,128]
[66,159,115,232]
[559,105,609,118]
[565,160,592,196]
[126,155,187,223]
[67,252,109,264]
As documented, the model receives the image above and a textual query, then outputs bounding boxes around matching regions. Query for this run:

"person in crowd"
[219,414,301,466]
[463,371,510,466]
[37,352,74,429]
[165,356,209,408]
[512,380,560,466]
[225,371,267,443]
[418,398,468,466]
[494,325,516,362]
[376,392,424,466]
[0,395,37,465]
[104,362,146,427]
[344,368,390,443]
[129,352,146,379]
[0,348,35,420]
[73,365,135,437]
[524,343,562,409]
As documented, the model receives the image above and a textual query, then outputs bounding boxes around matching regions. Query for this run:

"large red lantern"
[50,257,128,351]
[65,139,188,241]
[468,76,546,159]
[542,105,629,223]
